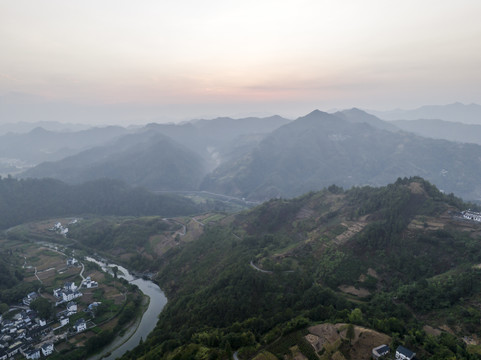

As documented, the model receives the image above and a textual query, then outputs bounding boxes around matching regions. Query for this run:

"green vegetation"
[3,176,481,360]
[30,297,54,319]
[68,216,171,252]
[0,176,201,230]
[202,110,481,202]
[115,177,481,360]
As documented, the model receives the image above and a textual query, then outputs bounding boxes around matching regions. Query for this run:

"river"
[85,257,167,360]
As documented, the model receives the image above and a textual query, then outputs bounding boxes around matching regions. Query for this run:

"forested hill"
[21,131,208,191]
[0,177,200,229]
[201,109,481,201]
[120,177,481,360]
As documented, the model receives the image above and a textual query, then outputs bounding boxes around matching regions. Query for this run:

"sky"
[1,0,481,123]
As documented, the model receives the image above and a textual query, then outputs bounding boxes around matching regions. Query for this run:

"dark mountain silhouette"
[392,118,481,145]
[21,130,207,191]
[0,125,129,166]
[369,102,481,124]
[202,110,481,201]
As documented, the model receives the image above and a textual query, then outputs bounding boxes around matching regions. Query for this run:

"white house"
[66,302,77,315]
[67,258,78,266]
[41,343,54,356]
[74,319,87,333]
[372,344,390,359]
[22,292,39,306]
[52,222,62,231]
[396,345,416,360]
[6,341,22,358]
[38,319,47,327]
[82,277,98,289]
[62,290,82,302]
[63,282,77,292]
[60,316,69,327]
[23,348,41,359]
[463,210,481,222]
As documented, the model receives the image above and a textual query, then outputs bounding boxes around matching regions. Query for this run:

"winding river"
[85,257,167,360]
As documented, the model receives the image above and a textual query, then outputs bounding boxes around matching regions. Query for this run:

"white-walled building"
[41,343,54,356]
[74,319,86,333]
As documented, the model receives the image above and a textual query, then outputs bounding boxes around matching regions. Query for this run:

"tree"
[0,303,9,315]
[30,297,53,320]
[346,323,355,345]
[348,307,363,324]
[112,266,119,279]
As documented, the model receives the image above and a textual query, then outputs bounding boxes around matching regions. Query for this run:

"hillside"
[369,102,481,124]
[0,177,201,229]
[0,125,129,174]
[83,177,481,360]
[202,110,481,201]
[21,131,207,191]
[20,115,290,190]
[121,115,290,169]
[392,118,481,145]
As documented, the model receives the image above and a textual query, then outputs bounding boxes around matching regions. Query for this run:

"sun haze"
[1,0,480,122]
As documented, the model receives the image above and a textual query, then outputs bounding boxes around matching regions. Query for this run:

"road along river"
[85,257,167,360]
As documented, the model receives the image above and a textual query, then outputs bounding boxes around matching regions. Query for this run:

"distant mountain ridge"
[368,102,481,124]
[17,108,481,203]
[0,125,129,164]
[202,109,481,201]
[21,130,208,191]
[19,115,290,190]
[392,118,481,145]
[0,177,200,229]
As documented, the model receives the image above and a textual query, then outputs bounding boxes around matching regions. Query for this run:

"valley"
[1,177,481,359]
[4,1,481,359]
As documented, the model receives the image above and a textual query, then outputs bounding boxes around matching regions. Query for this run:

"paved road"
[34,267,42,283]
[192,217,205,227]
[249,260,273,274]
[153,190,260,206]
[163,218,187,236]
[79,262,86,281]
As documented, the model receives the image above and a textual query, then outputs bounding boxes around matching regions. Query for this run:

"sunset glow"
[1,0,480,121]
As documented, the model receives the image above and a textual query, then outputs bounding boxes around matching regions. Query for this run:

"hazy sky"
[1,0,481,122]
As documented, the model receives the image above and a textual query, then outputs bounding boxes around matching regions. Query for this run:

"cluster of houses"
[462,210,481,222]
[0,277,101,359]
[49,223,68,236]
[0,257,102,360]
[81,277,98,289]
[372,344,417,360]
[53,282,82,306]
[0,306,53,359]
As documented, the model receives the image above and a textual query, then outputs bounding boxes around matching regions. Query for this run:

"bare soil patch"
[307,323,390,360]
[423,325,442,337]
[307,324,340,351]
[367,268,379,279]
[338,285,371,298]
[296,206,315,220]
[334,222,367,245]
[408,182,426,195]
[290,345,308,360]
[408,217,445,231]
[439,324,455,334]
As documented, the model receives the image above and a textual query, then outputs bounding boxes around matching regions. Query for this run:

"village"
[0,256,102,359]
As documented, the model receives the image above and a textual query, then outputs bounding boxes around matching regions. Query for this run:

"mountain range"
[12,107,481,202]
[202,110,481,201]
[369,102,481,124]
[107,177,481,360]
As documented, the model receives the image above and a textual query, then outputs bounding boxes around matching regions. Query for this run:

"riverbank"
[88,293,151,360]
[85,257,167,360]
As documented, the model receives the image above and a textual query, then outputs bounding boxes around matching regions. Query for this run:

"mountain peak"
[305,109,328,117]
